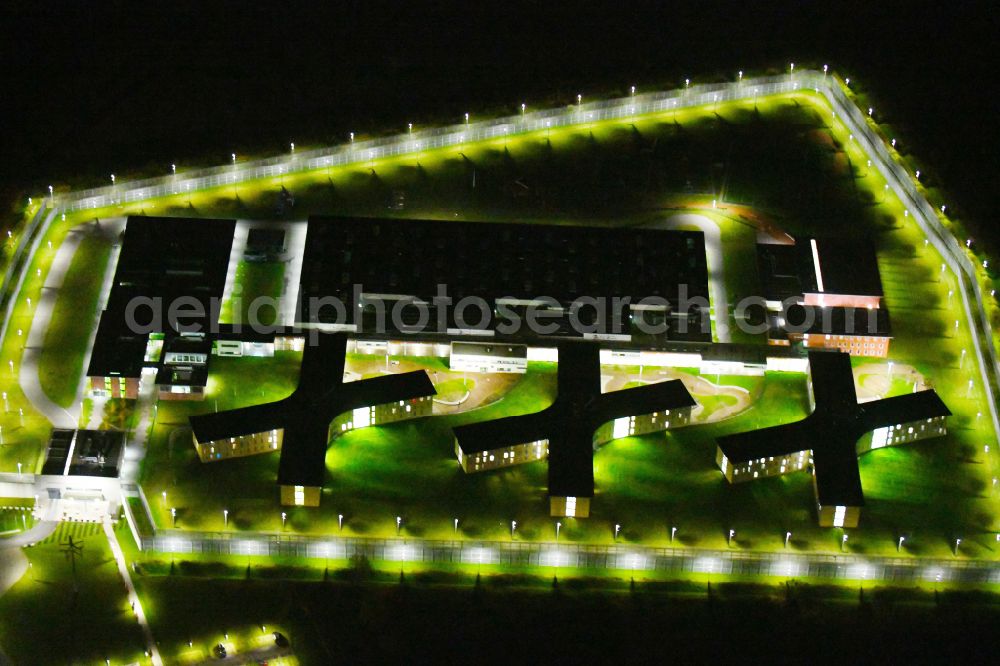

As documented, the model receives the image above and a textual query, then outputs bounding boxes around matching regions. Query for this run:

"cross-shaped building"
[453,341,696,518]
[189,332,436,506]
[715,351,950,527]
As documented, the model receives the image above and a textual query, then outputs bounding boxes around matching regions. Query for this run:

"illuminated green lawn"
[37,232,112,407]
[219,260,285,326]
[0,521,146,665]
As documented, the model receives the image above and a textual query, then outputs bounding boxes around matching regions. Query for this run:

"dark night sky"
[1,2,996,240]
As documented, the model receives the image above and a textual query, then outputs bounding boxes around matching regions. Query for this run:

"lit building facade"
[715,351,950,527]
[453,342,695,519]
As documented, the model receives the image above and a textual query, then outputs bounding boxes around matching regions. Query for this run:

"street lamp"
[789,62,795,74]
[407,123,413,134]
[576,93,582,106]
[738,70,743,82]
[281,512,286,529]
[630,85,635,96]
[290,142,295,153]
[823,64,828,75]
[511,520,517,538]
[556,521,561,542]
[396,515,402,534]
[670,526,677,543]
[520,102,526,116]
[223,509,229,527]
[841,534,848,552]
[349,132,354,143]
[614,523,621,540]
[785,531,791,548]
[171,507,176,527]
[338,513,343,531]
[161,490,167,506]
[17,462,22,477]
[728,529,735,546]
[464,112,469,126]
[171,163,176,175]
[897,535,905,552]
[954,537,961,556]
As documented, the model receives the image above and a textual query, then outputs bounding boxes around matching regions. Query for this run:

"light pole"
[728,529,735,547]
[576,93,582,107]
[737,70,743,82]
[171,507,176,527]
[897,535,905,552]
[48,185,54,207]
[338,513,343,531]
[231,153,237,198]
[520,102,526,118]
[785,531,791,549]
[671,526,677,543]
[281,512,286,529]
[630,85,635,97]
[556,521,561,542]
[823,64,828,77]
[464,113,469,126]
[614,523,621,541]
[960,348,967,370]
[510,520,517,539]
[17,462,22,478]
[954,537,961,556]
[396,515,402,535]
[161,490,167,507]
[223,509,229,528]
[841,534,848,552]
[454,517,459,535]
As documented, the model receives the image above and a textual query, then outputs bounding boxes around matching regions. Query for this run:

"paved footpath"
[104,519,162,666]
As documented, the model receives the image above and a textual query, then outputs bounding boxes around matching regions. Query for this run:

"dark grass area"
[136,573,1000,665]
[0,522,146,665]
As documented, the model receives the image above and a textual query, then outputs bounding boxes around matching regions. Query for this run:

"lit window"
[565,496,577,517]
[833,505,847,528]
[294,485,305,506]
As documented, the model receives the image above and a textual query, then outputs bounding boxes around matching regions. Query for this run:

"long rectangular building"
[297,216,712,343]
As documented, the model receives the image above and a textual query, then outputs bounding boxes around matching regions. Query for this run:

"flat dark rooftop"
[298,216,710,340]
[42,429,125,478]
[87,216,236,378]
[803,237,884,297]
[757,237,884,302]
[454,341,695,499]
[189,332,436,488]
[717,351,950,506]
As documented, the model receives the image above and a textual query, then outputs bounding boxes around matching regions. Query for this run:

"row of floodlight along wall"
[819,69,1000,440]
[53,73,814,213]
